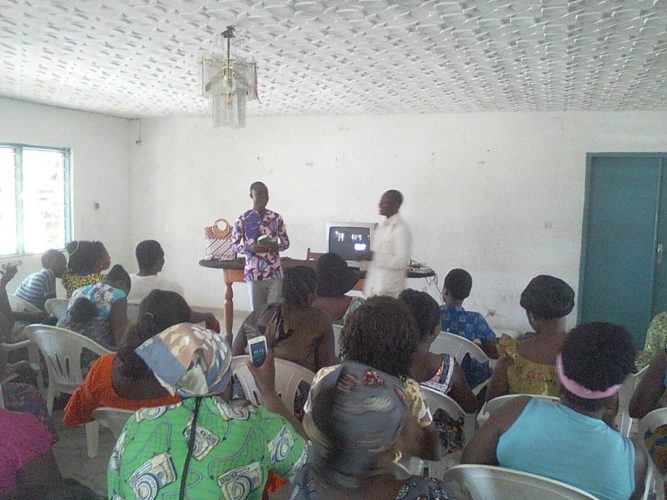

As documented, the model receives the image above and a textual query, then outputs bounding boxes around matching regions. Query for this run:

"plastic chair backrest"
[45,298,69,320]
[92,407,134,438]
[431,332,489,364]
[332,324,343,357]
[478,394,560,427]
[24,324,111,393]
[8,294,42,313]
[443,464,598,500]
[421,386,475,476]
[126,303,140,323]
[638,407,667,499]
[617,366,649,437]
[232,355,314,407]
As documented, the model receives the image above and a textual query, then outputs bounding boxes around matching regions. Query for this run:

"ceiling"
[1,0,666,118]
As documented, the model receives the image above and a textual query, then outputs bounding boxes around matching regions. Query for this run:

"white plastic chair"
[638,408,667,500]
[421,386,476,478]
[24,324,111,458]
[8,294,42,313]
[478,394,560,427]
[0,338,44,393]
[232,355,314,408]
[333,324,343,357]
[431,332,492,394]
[126,303,140,323]
[617,366,649,437]
[443,464,598,500]
[92,407,134,438]
[45,298,69,320]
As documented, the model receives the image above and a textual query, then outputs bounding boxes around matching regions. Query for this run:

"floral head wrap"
[135,322,233,398]
[303,361,408,489]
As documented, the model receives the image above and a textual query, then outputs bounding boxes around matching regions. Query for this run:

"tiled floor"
[51,308,250,496]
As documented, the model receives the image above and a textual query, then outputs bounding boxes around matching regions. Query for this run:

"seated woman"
[310,253,363,325]
[463,322,646,500]
[0,408,61,494]
[57,264,130,351]
[486,274,574,401]
[399,289,476,454]
[233,266,335,373]
[290,361,456,499]
[339,296,442,462]
[108,323,306,499]
[636,312,667,370]
[63,290,190,426]
[630,349,667,473]
[62,241,110,298]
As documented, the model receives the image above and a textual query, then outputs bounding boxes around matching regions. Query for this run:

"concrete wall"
[129,111,667,332]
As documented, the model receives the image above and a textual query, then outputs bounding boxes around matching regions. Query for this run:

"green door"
[580,154,665,348]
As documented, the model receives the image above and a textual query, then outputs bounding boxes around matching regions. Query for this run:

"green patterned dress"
[108,397,306,500]
[637,312,667,369]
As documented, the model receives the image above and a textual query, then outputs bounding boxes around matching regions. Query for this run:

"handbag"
[204,218,236,260]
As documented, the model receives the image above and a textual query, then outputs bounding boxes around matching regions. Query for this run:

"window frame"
[1,142,72,257]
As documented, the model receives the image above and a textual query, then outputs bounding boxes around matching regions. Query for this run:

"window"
[0,144,71,257]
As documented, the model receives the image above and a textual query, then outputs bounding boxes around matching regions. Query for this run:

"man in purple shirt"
[232,181,290,310]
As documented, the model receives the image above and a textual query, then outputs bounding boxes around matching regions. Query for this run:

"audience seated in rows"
[63,290,189,426]
[234,266,335,373]
[57,264,130,351]
[107,323,306,499]
[62,241,110,298]
[440,268,496,389]
[290,361,456,499]
[400,289,476,454]
[630,347,667,474]
[14,249,67,310]
[464,322,646,500]
[486,274,574,401]
[339,296,442,462]
[127,240,183,304]
[310,252,363,325]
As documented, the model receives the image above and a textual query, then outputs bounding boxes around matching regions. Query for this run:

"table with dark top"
[199,257,434,337]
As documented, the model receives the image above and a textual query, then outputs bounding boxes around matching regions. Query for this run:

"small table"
[199,258,434,337]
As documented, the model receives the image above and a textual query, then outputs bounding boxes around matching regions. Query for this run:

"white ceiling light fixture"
[201,26,258,128]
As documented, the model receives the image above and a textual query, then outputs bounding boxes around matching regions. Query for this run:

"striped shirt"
[14,269,56,309]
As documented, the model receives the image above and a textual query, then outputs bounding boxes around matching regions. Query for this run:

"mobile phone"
[248,335,268,368]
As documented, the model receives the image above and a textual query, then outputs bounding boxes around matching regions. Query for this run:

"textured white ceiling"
[0,0,666,118]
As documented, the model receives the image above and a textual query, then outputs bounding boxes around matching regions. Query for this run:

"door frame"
[578,152,667,328]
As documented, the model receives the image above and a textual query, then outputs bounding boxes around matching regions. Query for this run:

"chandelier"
[201,26,258,128]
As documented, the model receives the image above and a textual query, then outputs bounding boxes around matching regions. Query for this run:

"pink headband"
[556,354,622,400]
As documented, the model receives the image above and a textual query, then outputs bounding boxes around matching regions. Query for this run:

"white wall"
[129,111,667,332]
[0,97,132,292]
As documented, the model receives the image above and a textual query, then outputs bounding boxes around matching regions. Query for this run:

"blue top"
[15,269,56,309]
[497,398,635,500]
[440,304,495,344]
[69,282,125,317]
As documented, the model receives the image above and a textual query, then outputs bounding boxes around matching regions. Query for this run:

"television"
[326,221,376,263]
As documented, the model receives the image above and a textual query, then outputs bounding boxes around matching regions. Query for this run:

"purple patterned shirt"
[231,208,290,282]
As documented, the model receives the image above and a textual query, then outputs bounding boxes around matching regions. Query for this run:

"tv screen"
[328,226,371,261]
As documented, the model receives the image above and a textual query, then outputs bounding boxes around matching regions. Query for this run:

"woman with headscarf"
[290,361,457,499]
[463,323,646,500]
[486,275,575,401]
[339,295,442,462]
[310,253,364,325]
[107,323,306,500]
[234,266,335,372]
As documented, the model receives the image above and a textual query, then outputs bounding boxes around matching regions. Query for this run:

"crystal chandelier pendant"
[201,27,258,128]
